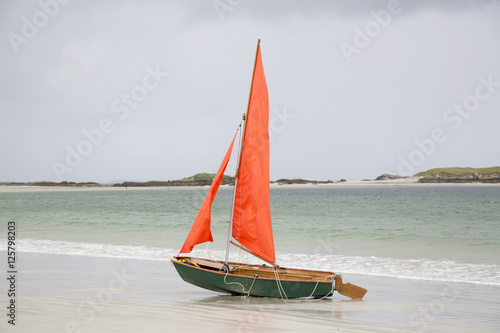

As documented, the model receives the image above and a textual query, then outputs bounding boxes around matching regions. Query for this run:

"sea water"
[1,185,499,286]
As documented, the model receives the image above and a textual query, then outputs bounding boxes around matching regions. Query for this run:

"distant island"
[415,167,500,183]
[271,179,335,185]
[112,173,234,187]
[374,167,500,183]
[113,176,337,187]
[0,181,105,187]
[1,167,499,187]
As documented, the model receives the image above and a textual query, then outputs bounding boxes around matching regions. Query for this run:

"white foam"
[3,239,175,261]
[276,252,500,286]
[3,239,499,286]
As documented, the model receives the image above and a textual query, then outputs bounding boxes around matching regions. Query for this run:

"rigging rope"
[321,274,337,300]
[273,267,288,300]
[305,274,335,300]
[223,269,258,296]
[206,243,223,267]
[237,245,242,263]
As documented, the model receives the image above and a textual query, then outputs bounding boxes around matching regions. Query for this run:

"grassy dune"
[415,167,500,177]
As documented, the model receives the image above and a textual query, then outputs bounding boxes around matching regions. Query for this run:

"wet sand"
[1,252,499,332]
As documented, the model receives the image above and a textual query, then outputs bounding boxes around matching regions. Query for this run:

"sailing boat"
[171,40,367,299]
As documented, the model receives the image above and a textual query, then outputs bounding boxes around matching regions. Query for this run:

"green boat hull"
[171,257,335,298]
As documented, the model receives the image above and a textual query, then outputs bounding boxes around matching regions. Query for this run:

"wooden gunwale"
[175,257,336,282]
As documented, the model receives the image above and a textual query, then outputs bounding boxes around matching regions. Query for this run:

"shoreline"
[2,251,498,333]
[2,177,500,192]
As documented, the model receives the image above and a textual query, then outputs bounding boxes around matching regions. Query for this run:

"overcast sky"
[1,0,499,182]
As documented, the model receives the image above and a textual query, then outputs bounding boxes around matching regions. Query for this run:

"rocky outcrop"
[112,178,235,187]
[271,178,334,185]
[418,173,500,183]
[375,174,402,181]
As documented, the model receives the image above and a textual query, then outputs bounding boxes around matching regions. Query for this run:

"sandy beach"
[2,182,499,332]
[0,252,498,333]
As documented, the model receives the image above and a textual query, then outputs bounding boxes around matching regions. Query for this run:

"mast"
[235,39,260,179]
[224,39,261,270]
[224,117,243,270]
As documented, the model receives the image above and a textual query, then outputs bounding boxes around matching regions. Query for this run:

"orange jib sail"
[232,44,276,264]
[179,132,237,254]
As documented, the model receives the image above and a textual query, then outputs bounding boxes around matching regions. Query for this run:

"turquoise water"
[1,185,499,285]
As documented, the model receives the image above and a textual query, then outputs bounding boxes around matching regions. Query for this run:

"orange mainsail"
[179,132,237,254]
[231,43,276,264]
